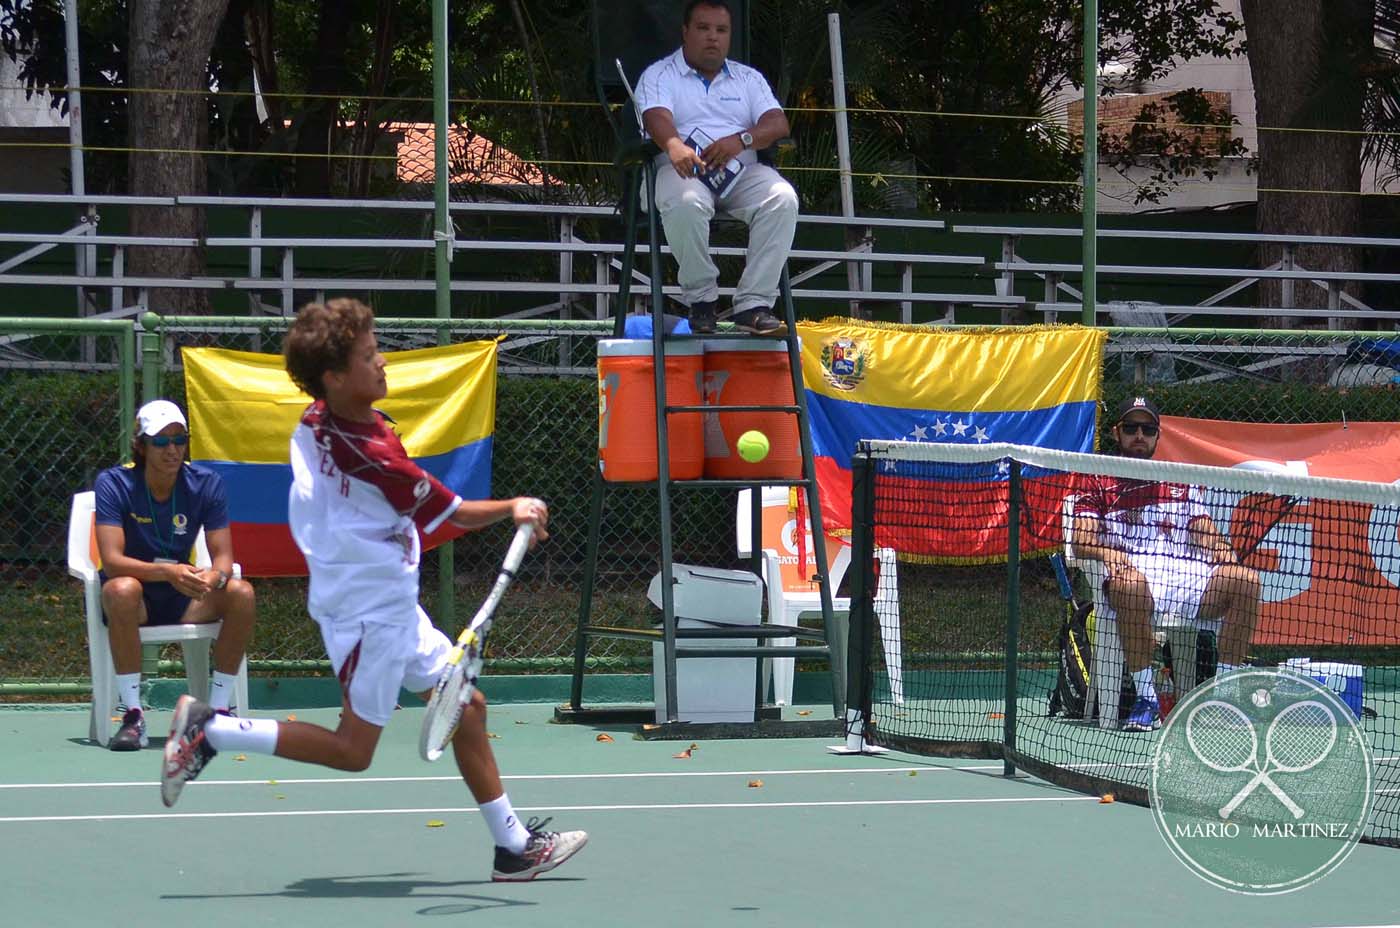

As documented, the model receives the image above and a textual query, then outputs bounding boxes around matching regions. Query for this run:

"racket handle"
[503,521,536,574]
[1049,553,1073,601]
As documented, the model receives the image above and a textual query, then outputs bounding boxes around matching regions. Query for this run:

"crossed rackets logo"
[1184,698,1338,820]
[1150,668,1373,895]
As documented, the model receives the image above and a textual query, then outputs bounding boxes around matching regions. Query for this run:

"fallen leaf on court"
[487,732,500,739]
[908,771,917,777]
[987,712,1004,720]
[427,820,446,828]
[267,779,277,785]
[514,720,529,725]
[796,710,812,716]
[747,779,763,788]
[235,754,247,761]
[286,714,298,722]
[673,743,699,759]
[1100,794,1115,804]
[274,795,285,800]
[596,733,615,743]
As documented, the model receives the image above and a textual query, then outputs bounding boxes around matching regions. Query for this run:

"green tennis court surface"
[2,702,1398,928]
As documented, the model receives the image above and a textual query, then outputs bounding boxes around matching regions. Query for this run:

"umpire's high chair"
[561,0,842,729]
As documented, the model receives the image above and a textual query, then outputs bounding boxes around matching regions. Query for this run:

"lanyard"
[143,477,181,561]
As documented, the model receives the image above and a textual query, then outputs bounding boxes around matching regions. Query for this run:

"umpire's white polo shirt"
[636,48,782,162]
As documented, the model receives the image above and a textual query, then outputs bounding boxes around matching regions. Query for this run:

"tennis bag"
[1047,595,1095,719]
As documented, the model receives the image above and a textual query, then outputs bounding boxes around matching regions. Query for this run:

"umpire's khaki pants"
[645,155,799,314]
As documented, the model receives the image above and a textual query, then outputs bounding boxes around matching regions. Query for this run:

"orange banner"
[1156,417,1400,645]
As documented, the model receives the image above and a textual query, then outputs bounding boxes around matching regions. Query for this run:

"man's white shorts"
[317,604,452,727]
[1115,553,1216,623]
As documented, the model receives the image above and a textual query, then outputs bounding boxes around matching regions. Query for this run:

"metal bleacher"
[5,193,1400,340]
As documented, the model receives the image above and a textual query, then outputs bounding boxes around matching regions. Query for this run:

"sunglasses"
[145,433,189,447]
[1118,422,1159,437]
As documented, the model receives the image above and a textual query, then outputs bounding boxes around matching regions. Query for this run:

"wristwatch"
[740,131,754,150]
[214,569,229,591]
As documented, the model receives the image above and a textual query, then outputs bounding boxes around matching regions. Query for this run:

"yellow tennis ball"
[737,430,770,463]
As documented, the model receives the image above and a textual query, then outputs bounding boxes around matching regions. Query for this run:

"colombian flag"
[799,320,1106,561]
[183,341,498,576]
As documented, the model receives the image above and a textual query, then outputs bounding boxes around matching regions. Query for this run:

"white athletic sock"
[1133,667,1157,702]
[116,673,141,713]
[204,714,279,754]
[208,671,239,711]
[480,794,530,853]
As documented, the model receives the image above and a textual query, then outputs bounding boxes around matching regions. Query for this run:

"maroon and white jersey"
[1078,475,1212,561]
[288,401,461,622]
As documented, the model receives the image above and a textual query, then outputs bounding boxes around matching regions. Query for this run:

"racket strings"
[1267,704,1337,771]
[1187,704,1258,771]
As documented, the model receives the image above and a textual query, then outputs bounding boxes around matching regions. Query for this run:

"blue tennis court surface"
[2,702,1398,927]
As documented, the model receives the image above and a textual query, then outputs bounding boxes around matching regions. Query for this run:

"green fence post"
[119,322,136,464]
[137,312,164,676]
[139,311,163,404]
[1003,458,1022,777]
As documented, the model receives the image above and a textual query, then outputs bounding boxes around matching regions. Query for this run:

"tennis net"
[842,439,1400,846]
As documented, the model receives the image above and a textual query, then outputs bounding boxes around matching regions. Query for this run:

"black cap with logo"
[1113,395,1161,426]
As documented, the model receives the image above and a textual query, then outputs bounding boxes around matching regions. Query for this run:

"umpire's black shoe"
[686,300,719,334]
[730,307,785,335]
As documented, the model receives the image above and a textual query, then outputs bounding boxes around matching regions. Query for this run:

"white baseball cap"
[136,399,188,437]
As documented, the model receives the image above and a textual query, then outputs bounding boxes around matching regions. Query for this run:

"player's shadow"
[162,871,579,916]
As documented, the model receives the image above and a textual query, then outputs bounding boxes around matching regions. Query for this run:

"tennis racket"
[1218,699,1336,820]
[1185,699,1304,818]
[420,522,538,762]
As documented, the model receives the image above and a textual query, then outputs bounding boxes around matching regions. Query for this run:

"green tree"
[1240,0,1381,316]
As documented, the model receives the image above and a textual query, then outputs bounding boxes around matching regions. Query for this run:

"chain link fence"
[2,320,1398,693]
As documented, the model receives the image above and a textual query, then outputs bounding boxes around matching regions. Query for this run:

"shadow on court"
[161,871,561,915]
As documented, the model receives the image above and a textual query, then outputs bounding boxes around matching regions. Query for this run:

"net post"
[830,443,883,754]
[1003,457,1022,777]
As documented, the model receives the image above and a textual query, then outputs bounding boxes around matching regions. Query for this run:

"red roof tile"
[388,122,553,186]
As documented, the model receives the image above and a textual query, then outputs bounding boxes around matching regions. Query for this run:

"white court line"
[0,764,1003,791]
[0,794,1098,825]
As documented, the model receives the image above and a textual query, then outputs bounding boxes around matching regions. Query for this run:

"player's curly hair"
[284,299,375,400]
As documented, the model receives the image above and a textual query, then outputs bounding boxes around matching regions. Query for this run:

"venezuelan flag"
[183,341,498,576]
[798,320,1106,560]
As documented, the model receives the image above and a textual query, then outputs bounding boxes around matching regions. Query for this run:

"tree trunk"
[1240,0,1371,323]
[127,0,230,313]
[346,0,395,198]
[506,0,552,201]
[292,2,353,196]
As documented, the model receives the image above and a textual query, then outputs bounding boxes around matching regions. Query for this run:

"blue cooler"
[1307,661,1364,719]
[1279,659,1364,718]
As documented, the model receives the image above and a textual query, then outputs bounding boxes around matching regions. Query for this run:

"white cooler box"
[648,564,764,724]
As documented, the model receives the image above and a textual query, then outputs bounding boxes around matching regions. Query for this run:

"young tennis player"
[161,298,588,882]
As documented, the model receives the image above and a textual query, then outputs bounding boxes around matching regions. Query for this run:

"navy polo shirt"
[93,462,230,568]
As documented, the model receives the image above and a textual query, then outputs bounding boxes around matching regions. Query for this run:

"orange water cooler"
[597,339,704,482]
[701,338,802,479]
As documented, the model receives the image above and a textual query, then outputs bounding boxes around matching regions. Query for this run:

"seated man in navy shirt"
[93,399,256,750]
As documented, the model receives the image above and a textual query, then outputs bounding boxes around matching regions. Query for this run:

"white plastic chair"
[1062,494,1201,729]
[68,491,249,746]
[737,488,904,706]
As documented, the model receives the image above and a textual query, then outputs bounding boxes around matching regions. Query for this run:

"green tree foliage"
[2,0,1254,212]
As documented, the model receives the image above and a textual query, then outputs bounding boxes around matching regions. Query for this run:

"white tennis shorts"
[1109,553,1216,623]
[316,604,452,726]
